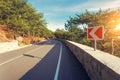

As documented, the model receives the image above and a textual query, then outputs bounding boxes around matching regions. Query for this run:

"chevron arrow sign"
[87,26,104,40]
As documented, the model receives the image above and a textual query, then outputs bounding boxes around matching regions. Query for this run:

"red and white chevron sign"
[87,26,104,40]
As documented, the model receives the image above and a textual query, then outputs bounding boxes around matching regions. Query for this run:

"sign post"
[87,26,104,51]
[94,39,96,51]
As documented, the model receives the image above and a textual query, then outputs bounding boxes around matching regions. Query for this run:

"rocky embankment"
[0,25,46,53]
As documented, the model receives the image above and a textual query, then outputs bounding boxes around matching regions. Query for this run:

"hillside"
[0,25,13,42]
[0,0,54,43]
[0,25,46,44]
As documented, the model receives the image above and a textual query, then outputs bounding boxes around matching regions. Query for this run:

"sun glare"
[114,24,120,30]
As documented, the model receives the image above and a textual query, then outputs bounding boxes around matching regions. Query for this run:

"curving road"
[0,40,90,80]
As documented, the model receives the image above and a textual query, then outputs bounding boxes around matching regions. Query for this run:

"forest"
[55,9,120,57]
[0,0,54,42]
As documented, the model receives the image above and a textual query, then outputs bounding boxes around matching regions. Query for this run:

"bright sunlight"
[114,24,120,30]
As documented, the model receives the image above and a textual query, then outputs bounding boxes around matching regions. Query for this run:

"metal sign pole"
[94,39,97,51]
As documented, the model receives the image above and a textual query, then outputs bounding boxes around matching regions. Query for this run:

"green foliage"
[0,0,53,38]
[54,29,65,39]
[54,27,91,45]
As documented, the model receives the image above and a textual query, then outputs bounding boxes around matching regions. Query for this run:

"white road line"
[0,46,45,66]
[54,43,62,80]
[0,55,23,66]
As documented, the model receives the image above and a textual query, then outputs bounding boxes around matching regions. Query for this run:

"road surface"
[0,40,90,80]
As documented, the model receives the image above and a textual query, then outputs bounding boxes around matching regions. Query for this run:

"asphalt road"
[0,40,90,80]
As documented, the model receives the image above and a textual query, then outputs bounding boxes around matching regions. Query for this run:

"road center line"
[0,45,45,66]
[54,43,62,80]
[0,55,23,66]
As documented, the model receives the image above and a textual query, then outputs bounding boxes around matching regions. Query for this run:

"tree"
[0,0,53,39]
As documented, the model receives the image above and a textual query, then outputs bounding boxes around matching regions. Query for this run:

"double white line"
[54,43,62,80]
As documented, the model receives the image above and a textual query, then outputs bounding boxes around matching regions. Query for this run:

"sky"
[28,0,120,31]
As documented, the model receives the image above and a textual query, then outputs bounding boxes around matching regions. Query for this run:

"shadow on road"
[19,43,60,80]
[19,42,90,80]
[32,40,55,46]
[23,54,42,59]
